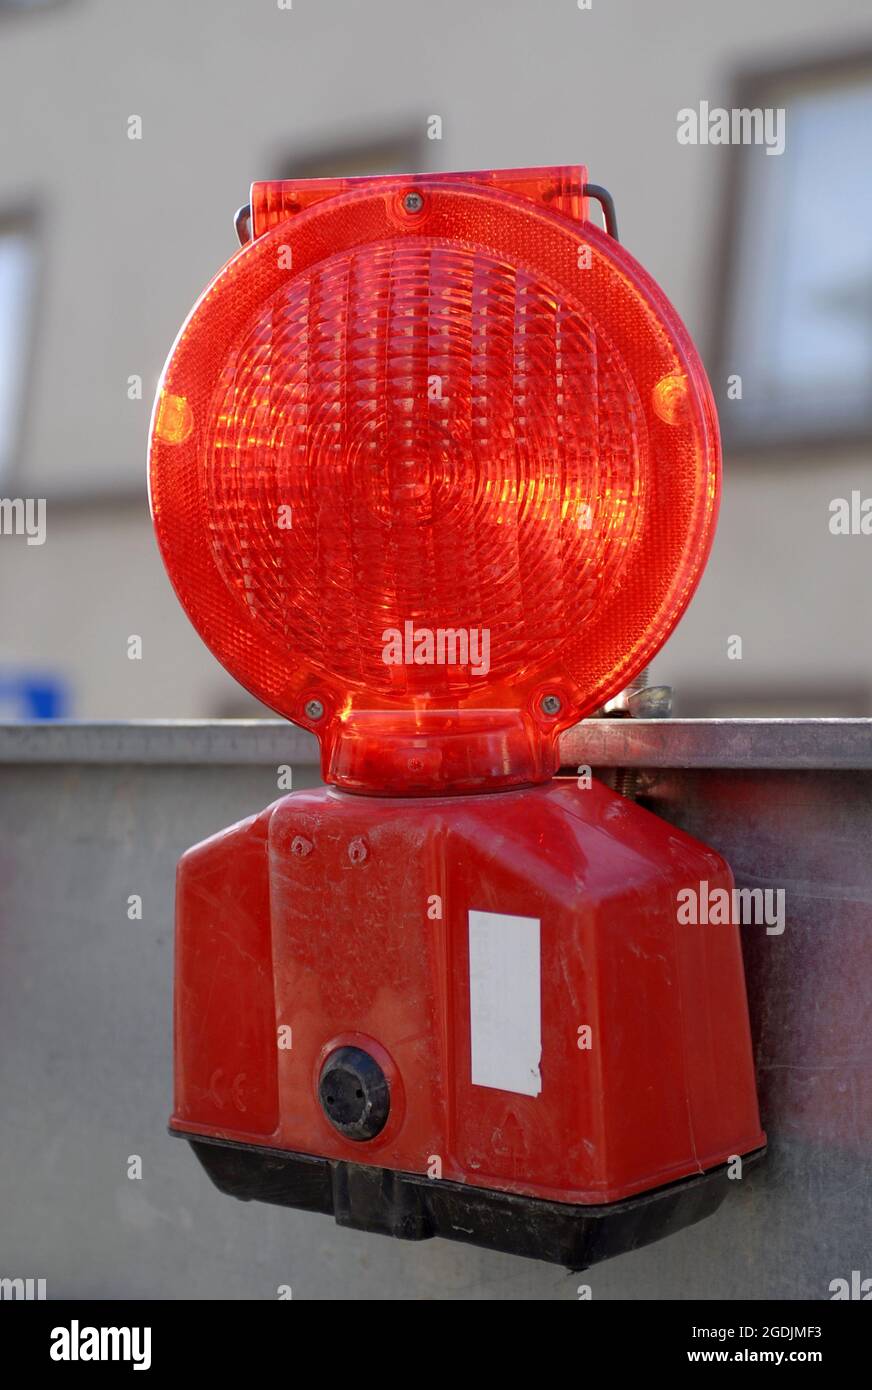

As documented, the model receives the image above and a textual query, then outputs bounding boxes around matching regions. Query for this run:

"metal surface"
[1,716,871,768]
[234,202,252,246]
[0,719,870,1300]
[625,685,673,719]
[583,182,619,240]
[561,717,872,769]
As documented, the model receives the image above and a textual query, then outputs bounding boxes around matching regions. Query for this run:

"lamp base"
[179,1130,766,1271]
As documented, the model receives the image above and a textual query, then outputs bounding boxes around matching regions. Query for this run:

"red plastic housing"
[170,780,764,1205]
[148,166,720,795]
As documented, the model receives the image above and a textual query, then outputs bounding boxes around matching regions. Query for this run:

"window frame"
[0,203,41,489]
[712,47,872,457]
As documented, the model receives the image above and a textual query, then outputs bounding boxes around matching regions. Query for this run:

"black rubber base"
[174,1129,766,1269]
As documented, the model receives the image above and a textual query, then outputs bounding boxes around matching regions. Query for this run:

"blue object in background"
[0,671,70,720]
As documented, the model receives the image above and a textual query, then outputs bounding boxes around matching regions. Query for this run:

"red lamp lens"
[149,172,719,792]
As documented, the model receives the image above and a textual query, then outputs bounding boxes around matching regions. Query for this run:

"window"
[0,214,37,482]
[716,53,872,450]
[271,127,428,185]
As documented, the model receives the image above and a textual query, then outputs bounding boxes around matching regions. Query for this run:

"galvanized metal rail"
[0,718,870,1300]
[0,717,870,768]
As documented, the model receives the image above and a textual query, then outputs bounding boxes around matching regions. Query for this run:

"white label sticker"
[468,909,542,1096]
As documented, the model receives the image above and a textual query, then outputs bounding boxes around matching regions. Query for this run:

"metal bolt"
[348,838,368,865]
[540,694,562,717]
[626,665,651,699]
[304,699,325,721]
[403,191,424,215]
[626,684,673,720]
[613,667,654,801]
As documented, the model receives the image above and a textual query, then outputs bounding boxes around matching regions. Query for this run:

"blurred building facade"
[1,0,871,719]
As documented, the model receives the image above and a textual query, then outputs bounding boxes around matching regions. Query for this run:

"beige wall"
[0,0,870,717]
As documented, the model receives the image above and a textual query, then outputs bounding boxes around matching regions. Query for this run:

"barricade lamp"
[149,166,764,1266]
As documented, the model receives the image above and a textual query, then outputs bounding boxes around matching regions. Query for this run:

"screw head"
[304,698,325,721]
[540,693,562,717]
[402,190,424,215]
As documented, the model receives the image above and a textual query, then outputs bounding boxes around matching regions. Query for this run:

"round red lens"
[149,178,719,792]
